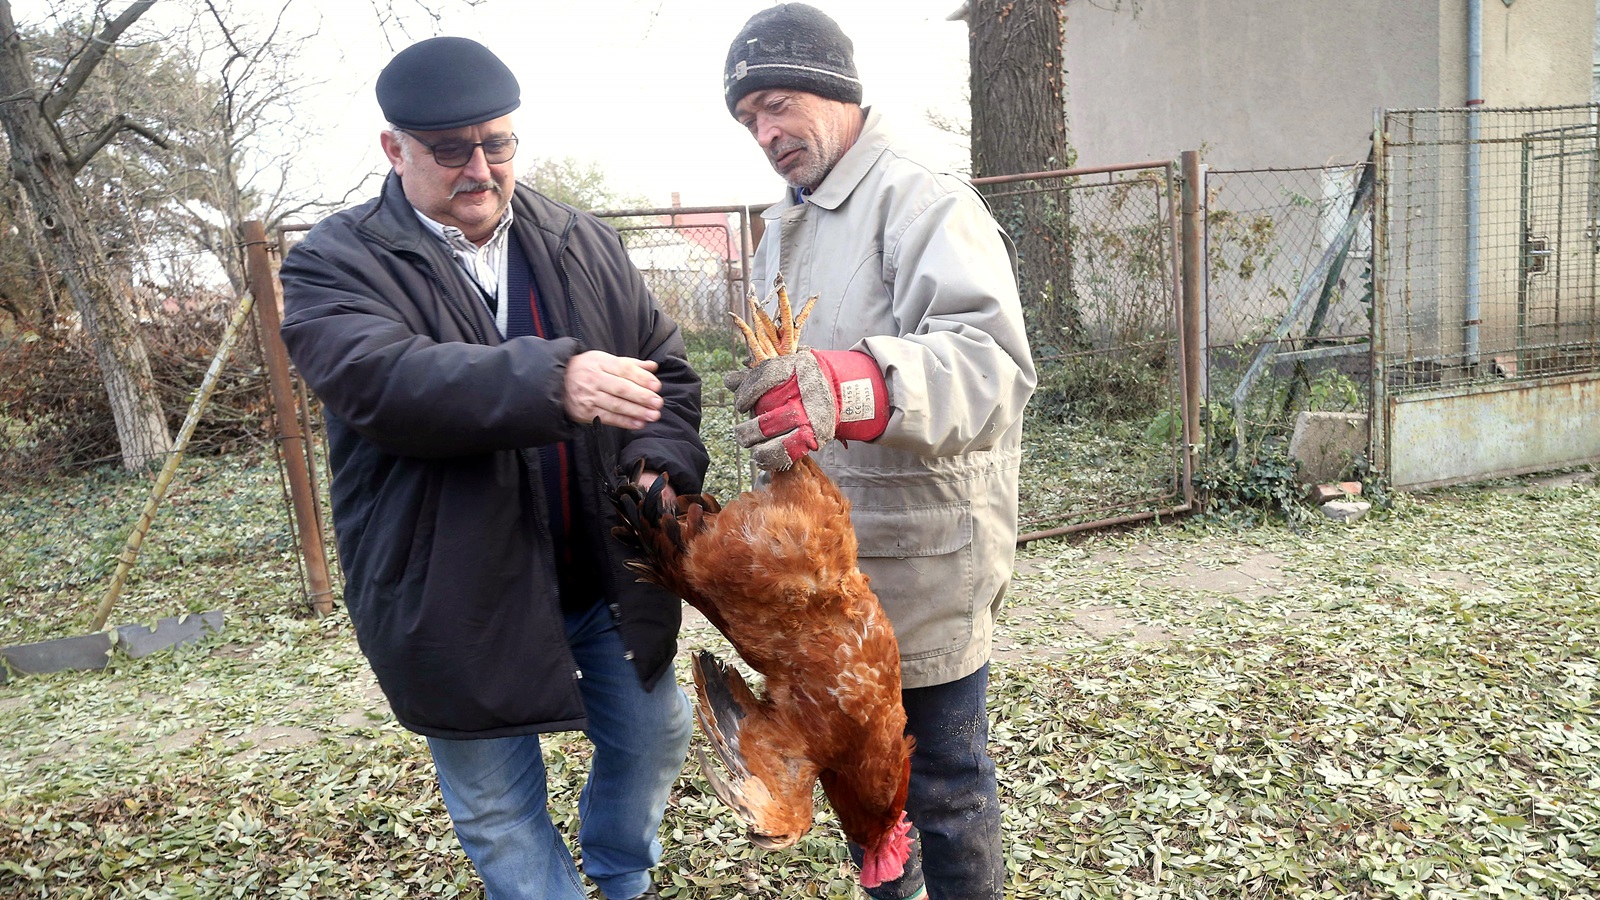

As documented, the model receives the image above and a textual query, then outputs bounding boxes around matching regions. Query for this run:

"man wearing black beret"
[721,5,1036,900]
[278,35,706,900]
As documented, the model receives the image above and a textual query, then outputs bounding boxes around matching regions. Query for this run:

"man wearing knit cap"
[278,36,706,900]
[722,5,1036,900]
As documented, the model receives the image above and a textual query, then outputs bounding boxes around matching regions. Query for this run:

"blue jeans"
[853,663,1005,900]
[427,601,693,900]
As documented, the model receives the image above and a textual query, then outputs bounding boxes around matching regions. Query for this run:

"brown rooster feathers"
[609,276,914,888]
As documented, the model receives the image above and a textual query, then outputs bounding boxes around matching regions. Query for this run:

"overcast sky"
[18,0,974,212]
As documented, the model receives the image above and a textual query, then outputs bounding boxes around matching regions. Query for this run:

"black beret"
[723,3,862,117]
[376,37,520,131]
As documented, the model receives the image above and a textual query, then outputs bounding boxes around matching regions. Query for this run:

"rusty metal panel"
[1388,371,1600,489]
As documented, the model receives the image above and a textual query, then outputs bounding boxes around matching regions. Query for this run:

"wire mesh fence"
[602,172,1194,536]
[20,133,1566,637]
[976,163,1190,536]
[596,205,758,502]
[1202,163,1374,463]
[1378,104,1600,392]
[611,214,749,336]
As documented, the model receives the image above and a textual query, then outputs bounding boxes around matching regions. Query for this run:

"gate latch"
[1525,231,1552,276]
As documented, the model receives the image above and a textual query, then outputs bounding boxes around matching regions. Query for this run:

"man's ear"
[380,130,406,172]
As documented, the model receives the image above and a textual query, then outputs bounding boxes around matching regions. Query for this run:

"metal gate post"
[1369,112,1389,477]
[244,220,335,616]
[1179,151,1204,509]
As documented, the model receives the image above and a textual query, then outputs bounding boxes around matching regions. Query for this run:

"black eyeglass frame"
[398,130,519,168]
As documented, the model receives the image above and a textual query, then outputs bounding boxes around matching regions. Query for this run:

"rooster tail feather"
[690,650,754,781]
[690,650,812,850]
[694,746,769,831]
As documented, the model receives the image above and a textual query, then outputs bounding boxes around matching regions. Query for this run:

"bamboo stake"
[90,289,257,632]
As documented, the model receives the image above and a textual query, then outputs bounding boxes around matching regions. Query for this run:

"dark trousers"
[855,663,1005,900]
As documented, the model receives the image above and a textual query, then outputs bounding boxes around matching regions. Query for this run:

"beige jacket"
[751,109,1037,688]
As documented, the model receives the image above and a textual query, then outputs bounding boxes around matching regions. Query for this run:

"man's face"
[381,115,516,245]
[734,90,860,191]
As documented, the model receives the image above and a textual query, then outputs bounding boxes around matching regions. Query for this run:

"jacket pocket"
[851,501,974,660]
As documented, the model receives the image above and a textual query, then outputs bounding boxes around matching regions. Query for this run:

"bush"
[0,303,272,478]
[1029,343,1172,424]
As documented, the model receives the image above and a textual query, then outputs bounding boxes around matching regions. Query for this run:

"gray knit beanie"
[723,4,863,116]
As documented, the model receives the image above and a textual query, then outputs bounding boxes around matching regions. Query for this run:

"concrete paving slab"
[1173,567,1269,597]
[1233,553,1287,583]
[1528,471,1598,490]
[1288,411,1369,484]
[1071,605,1178,641]
[115,611,225,658]
[2,632,114,674]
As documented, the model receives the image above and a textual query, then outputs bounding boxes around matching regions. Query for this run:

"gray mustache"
[451,181,501,198]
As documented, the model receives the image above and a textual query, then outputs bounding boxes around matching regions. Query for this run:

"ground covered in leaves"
[0,455,1596,898]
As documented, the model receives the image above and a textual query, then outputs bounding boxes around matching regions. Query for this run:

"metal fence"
[1374,104,1600,488]
[974,162,1194,538]
[595,167,1199,538]
[593,205,758,501]
[1377,104,1600,389]
[1203,163,1375,461]
[599,206,754,337]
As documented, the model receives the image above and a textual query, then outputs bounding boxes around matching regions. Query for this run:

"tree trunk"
[0,0,172,469]
[968,0,1084,346]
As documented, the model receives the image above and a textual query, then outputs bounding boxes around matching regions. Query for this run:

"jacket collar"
[765,106,888,217]
[355,172,437,255]
[360,171,575,253]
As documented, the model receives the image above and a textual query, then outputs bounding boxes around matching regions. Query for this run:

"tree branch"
[42,0,159,121]
[67,113,169,175]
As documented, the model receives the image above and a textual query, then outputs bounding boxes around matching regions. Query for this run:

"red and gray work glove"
[726,349,889,470]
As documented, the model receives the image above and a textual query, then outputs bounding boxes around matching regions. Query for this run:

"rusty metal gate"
[594,204,761,500]
[1374,104,1600,489]
[973,160,1199,540]
[597,165,1203,538]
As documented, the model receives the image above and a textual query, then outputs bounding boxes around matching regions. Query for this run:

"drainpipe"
[1465,0,1483,371]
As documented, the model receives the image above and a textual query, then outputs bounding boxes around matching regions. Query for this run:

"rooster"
[609,280,914,889]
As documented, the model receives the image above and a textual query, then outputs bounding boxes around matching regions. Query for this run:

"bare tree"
[36,4,337,301]
[964,0,1081,344]
[0,0,395,471]
[0,0,172,470]
[0,161,61,326]
[155,2,331,296]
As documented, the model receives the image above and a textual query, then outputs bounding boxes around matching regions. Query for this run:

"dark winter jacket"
[278,173,707,739]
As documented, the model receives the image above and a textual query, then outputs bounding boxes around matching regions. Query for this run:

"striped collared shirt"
[413,206,516,337]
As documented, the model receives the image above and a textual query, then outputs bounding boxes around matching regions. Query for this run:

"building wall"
[1479,0,1595,107]
[1062,0,1440,168]
[1061,0,1594,170]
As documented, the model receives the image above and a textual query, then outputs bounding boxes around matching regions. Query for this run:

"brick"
[1308,483,1343,504]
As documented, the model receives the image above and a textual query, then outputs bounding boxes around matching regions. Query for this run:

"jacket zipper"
[555,213,630,646]
[418,248,575,681]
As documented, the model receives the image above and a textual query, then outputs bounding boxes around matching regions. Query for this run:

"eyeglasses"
[399,130,519,168]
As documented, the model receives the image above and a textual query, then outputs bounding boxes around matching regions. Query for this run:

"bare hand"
[564,350,664,429]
